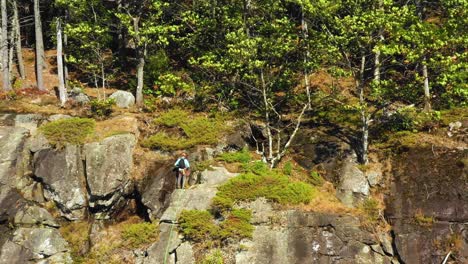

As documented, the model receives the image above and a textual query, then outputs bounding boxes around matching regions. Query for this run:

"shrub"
[241,161,269,175]
[219,209,253,240]
[121,221,159,248]
[309,171,325,186]
[211,196,234,213]
[59,221,90,261]
[199,249,224,264]
[217,148,251,164]
[359,198,380,223]
[414,209,434,227]
[154,108,189,127]
[90,98,116,118]
[143,110,231,151]
[215,171,314,209]
[282,161,293,176]
[40,117,95,147]
[179,210,220,242]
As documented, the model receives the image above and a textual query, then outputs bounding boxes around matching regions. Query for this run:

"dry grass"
[297,182,355,215]
[94,114,140,140]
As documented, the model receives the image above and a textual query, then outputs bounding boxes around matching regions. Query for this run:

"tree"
[34,0,45,91]
[56,18,67,105]
[12,0,25,79]
[116,0,177,106]
[1,0,9,91]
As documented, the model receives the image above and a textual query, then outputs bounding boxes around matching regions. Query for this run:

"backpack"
[177,158,186,169]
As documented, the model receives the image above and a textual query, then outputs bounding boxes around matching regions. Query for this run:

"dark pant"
[176,169,185,189]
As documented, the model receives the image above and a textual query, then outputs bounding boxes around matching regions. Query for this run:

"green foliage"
[215,170,314,209]
[59,221,89,261]
[282,161,293,176]
[90,98,116,118]
[143,109,231,150]
[179,210,220,242]
[211,196,234,213]
[241,161,269,175]
[414,209,434,227]
[309,171,325,186]
[121,222,159,248]
[359,198,380,223]
[217,148,251,164]
[382,107,440,132]
[199,249,224,264]
[178,209,253,245]
[219,209,253,239]
[40,118,95,147]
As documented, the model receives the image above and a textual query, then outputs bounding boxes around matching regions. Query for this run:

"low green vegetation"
[214,162,315,211]
[90,98,116,119]
[198,249,224,264]
[217,147,251,164]
[309,171,325,186]
[121,221,159,248]
[414,209,435,227]
[40,117,95,147]
[59,221,90,261]
[282,161,293,175]
[142,109,232,151]
[359,198,380,224]
[178,208,253,245]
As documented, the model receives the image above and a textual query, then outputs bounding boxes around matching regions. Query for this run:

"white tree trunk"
[13,0,25,79]
[1,0,10,91]
[136,44,146,106]
[301,6,311,108]
[34,0,45,91]
[56,19,67,106]
[261,70,273,161]
[422,56,431,112]
[359,54,368,164]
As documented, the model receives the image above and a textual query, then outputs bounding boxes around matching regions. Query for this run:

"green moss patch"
[217,147,251,164]
[178,209,253,245]
[40,117,95,147]
[121,221,159,248]
[142,109,232,151]
[214,162,315,211]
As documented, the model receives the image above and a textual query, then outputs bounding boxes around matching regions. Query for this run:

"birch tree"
[1,0,9,91]
[56,19,67,105]
[34,0,45,91]
[12,0,24,79]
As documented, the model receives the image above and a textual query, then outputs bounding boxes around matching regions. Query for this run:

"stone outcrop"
[109,91,135,108]
[0,126,29,188]
[385,146,468,264]
[141,166,238,264]
[33,145,87,220]
[236,210,395,264]
[336,155,369,207]
[84,134,136,218]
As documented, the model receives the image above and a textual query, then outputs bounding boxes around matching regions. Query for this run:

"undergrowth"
[217,147,251,164]
[178,208,253,245]
[213,162,315,211]
[142,109,232,151]
[121,221,159,248]
[40,117,95,147]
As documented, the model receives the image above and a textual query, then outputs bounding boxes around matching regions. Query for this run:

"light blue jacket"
[174,157,190,168]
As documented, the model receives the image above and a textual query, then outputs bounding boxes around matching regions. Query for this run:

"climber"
[174,151,190,189]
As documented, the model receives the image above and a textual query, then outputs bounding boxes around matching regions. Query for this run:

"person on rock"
[174,152,190,189]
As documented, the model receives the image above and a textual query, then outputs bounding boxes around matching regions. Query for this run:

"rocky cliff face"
[0,113,466,264]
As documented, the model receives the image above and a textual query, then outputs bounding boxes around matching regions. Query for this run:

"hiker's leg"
[181,174,185,189]
[175,172,180,189]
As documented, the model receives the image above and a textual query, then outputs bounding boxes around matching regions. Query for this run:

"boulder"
[140,163,176,220]
[109,91,135,108]
[83,134,136,218]
[12,227,70,261]
[14,114,43,134]
[336,155,369,207]
[160,167,238,222]
[0,240,34,264]
[69,88,90,105]
[237,211,389,264]
[14,205,59,228]
[175,242,194,264]
[141,223,182,264]
[0,185,28,224]
[33,146,87,220]
[0,127,29,187]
